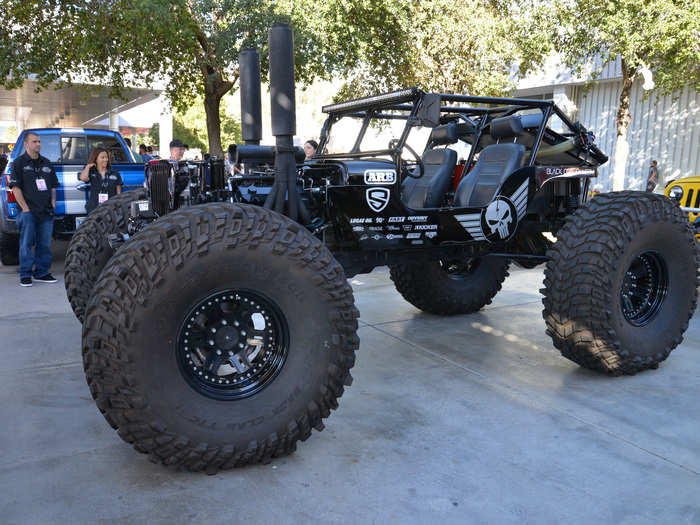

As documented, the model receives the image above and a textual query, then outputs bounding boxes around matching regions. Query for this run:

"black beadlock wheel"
[82,203,359,472]
[542,191,699,375]
[620,251,669,327]
[389,255,510,315]
[176,289,289,401]
[64,188,146,322]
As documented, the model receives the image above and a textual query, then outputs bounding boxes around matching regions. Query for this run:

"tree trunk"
[203,90,224,158]
[612,59,634,191]
[201,65,234,159]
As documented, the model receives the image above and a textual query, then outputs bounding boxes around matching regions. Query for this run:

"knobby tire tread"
[542,191,699,375]
[64,189,146,322]
[82,203,359,472]
[389,257,510,315]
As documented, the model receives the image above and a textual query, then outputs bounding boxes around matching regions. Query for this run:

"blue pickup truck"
[0,128,145,265]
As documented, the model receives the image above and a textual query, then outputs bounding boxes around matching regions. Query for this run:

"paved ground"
[1,241,699,524]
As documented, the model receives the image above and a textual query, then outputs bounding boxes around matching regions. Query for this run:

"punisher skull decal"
[485,199,514,238]
[455,178,529,243]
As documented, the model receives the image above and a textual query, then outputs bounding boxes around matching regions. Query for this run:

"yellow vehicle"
[665,176,700,240]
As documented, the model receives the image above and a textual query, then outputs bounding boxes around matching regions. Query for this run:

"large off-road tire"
[64,189,146,322]
[542,191,699,375]
[82,203,359,472]
[389,256,510,315]
[0,230,19,266]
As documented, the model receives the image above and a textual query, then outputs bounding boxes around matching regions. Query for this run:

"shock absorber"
[566,179,581,212]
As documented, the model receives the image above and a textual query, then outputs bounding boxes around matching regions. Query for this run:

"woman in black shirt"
[79,147,123,214]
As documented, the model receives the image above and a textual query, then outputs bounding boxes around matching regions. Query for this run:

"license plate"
[75,216,87,229]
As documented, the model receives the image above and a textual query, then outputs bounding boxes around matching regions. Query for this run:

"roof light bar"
[322,88,421,114]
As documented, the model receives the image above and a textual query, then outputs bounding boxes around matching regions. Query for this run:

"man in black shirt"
[8,132,60,286]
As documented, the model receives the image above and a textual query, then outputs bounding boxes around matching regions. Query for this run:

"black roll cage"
[316,88,603,171]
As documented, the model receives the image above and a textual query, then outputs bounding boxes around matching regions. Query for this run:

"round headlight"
[668,186,683,200]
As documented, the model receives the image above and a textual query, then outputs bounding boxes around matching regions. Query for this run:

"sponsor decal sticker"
[366,187,391,212]
[364,169,397,185]
[545,167,595,177]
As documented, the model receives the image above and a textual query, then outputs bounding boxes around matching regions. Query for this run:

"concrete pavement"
[1,240,699,524]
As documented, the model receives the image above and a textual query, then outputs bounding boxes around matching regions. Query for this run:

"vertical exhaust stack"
[239,48,262,145]
[264,23,309,223]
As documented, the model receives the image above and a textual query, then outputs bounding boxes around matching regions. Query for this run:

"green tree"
[175,94,242,152]
[320,0,551,99]
[1,0,555,158]
[0,0,332,157]
[550,0,700,189]
[148,95,242,156]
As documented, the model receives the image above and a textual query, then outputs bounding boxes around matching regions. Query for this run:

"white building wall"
[575,80,700,191]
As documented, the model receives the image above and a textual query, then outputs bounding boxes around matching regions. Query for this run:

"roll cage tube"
[316,88,606,171]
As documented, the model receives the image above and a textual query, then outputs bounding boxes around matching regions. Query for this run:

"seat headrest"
[429,121,476,145]
[429,122,458,145]
[519,114,543,129]
[422,147,457,165]
[490,114,545,140]
[490,116,524,139]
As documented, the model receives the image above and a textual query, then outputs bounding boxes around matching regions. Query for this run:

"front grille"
[685,189,694,208]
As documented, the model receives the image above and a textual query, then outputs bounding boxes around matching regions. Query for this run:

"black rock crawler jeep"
[70,24,698,472]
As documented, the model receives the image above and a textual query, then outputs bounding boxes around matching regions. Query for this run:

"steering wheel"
[389,139,424,179]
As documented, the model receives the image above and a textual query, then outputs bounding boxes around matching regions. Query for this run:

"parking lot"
[1,241,699,524]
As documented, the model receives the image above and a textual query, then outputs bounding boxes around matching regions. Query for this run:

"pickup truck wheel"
[64,189,146,323]
[82,203,359,472]
[0,230,19,266]
[389,256,510,315]
[542,191,699,375]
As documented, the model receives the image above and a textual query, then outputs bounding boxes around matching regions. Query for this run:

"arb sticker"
[364,169,396,185]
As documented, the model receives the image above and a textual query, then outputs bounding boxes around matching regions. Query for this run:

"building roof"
[516,55,623,93]
[0,80,161,129]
